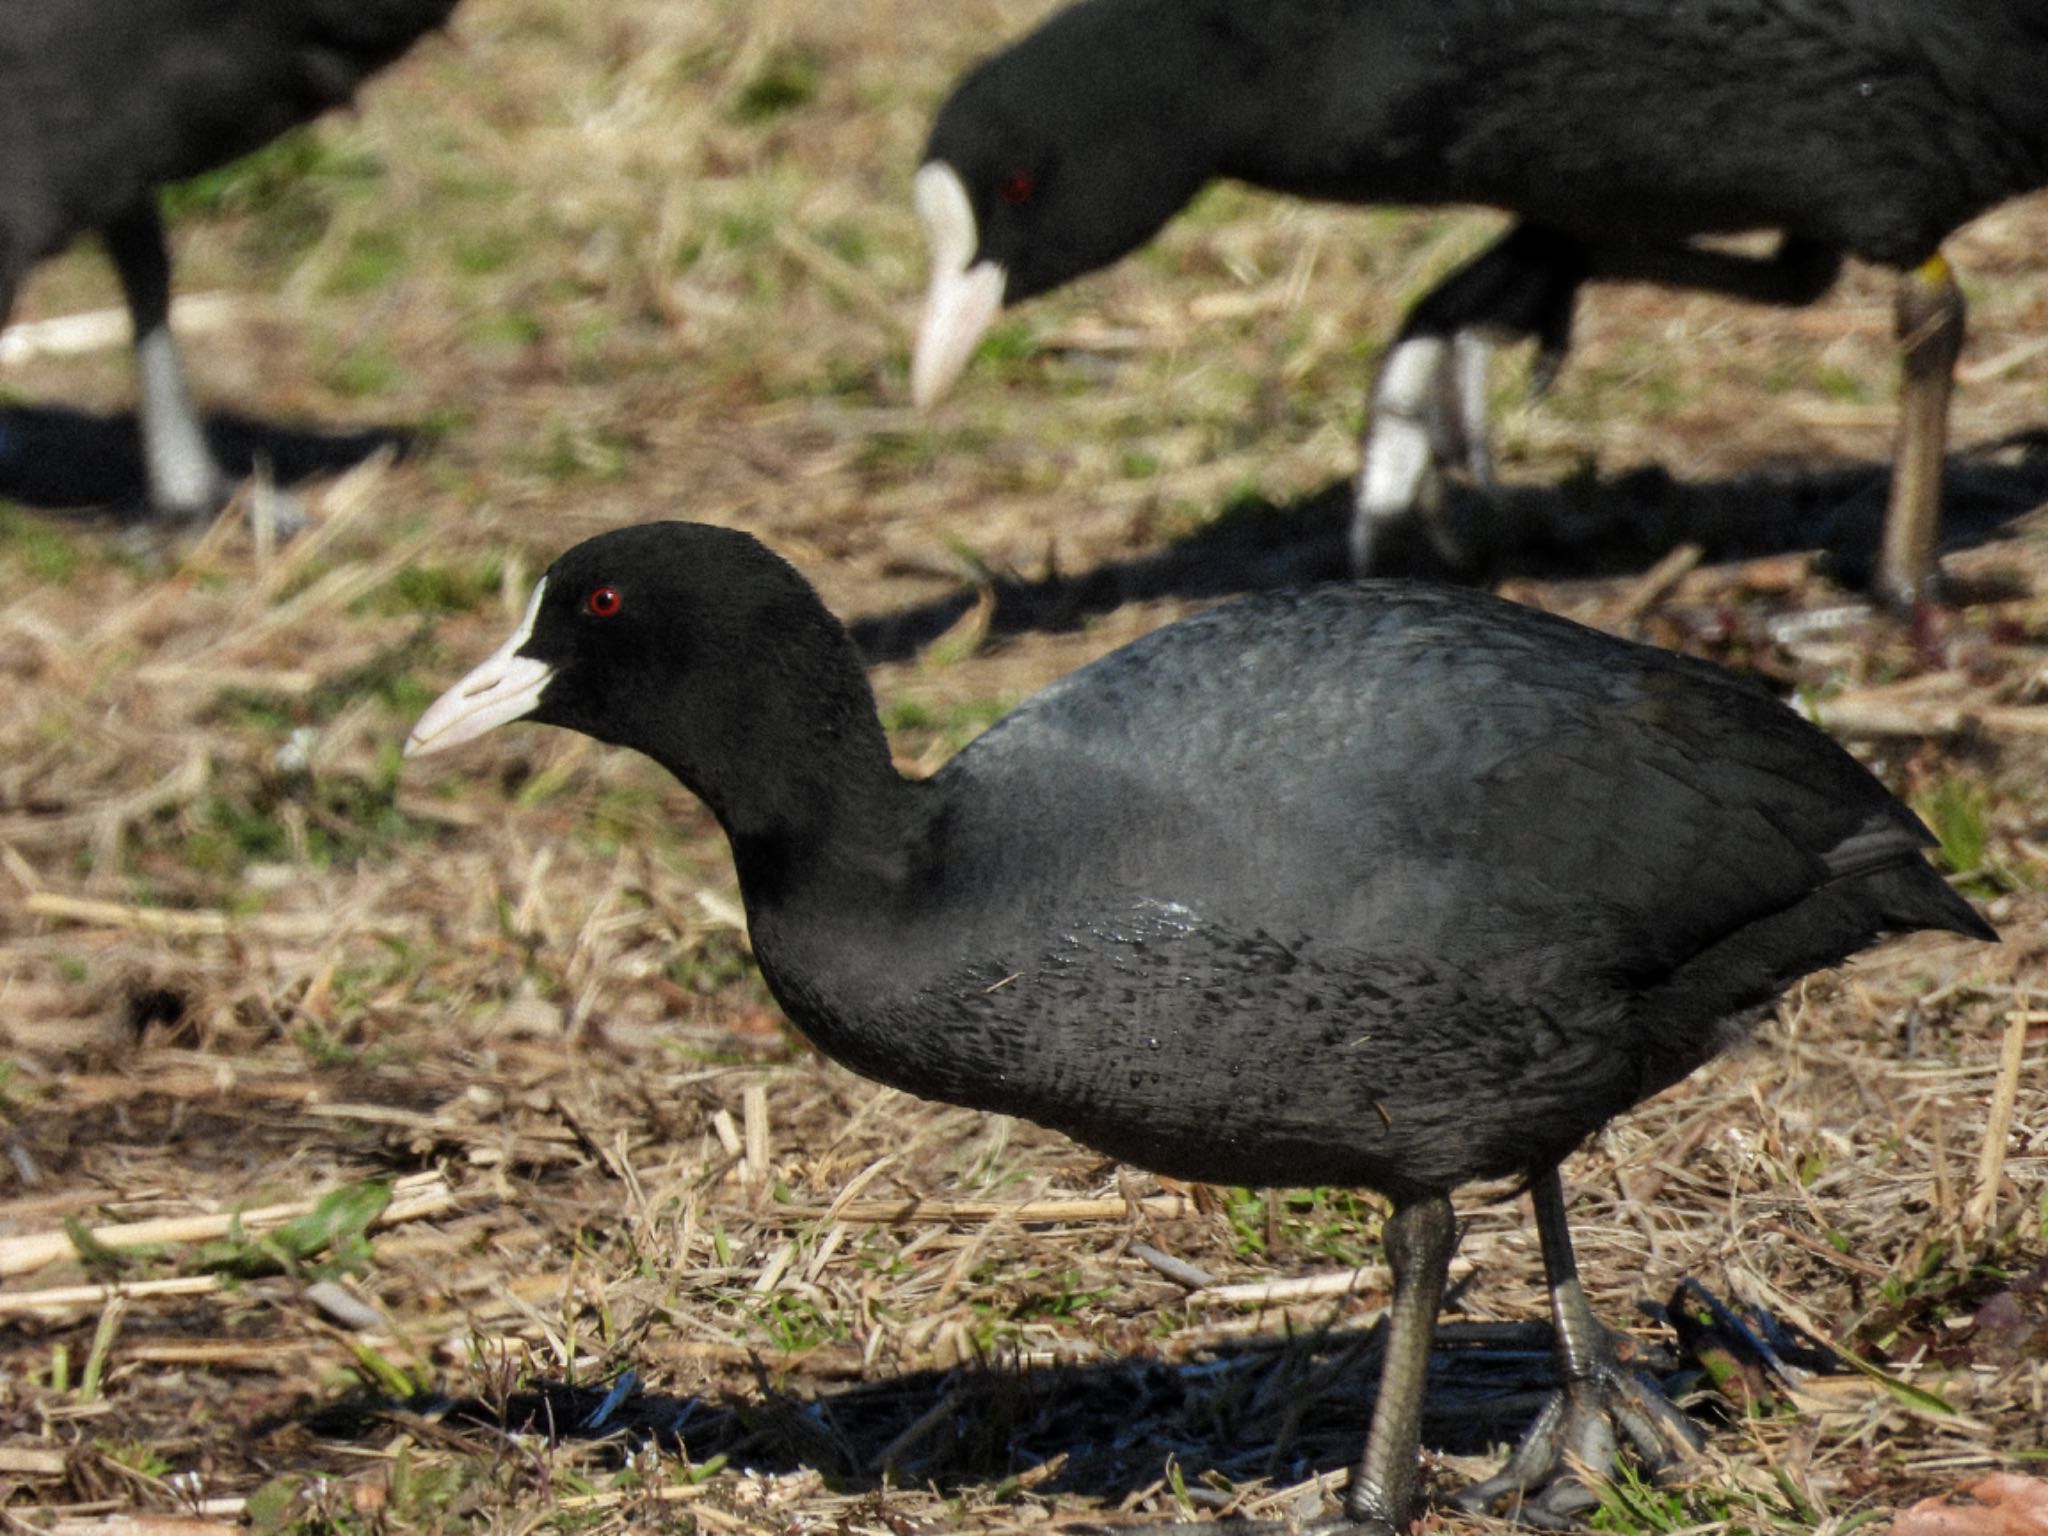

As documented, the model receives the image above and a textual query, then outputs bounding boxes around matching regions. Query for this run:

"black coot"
[910,0,2048,608]
[408,521,1992,1528]
[0,0,459,522]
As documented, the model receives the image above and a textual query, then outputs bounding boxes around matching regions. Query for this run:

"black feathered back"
[929,0,2048,289]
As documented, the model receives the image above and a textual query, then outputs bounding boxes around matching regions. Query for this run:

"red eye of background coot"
[996,169,1037,205]
[586,585,623,618]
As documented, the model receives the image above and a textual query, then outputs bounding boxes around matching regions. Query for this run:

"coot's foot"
[1450,1344,1705,1527]
[1447,1169,1707,1526]
[121,469,308,558]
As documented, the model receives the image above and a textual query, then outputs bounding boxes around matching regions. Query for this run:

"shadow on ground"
[847,434,2048,663]
[304,1320,1576,1502]
[294,1302,1826,1507]
[0,402,409,514]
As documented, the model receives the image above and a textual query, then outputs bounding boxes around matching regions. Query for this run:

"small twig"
[0,1448,68,1477]
[1193,1257,1475,1308]
[1129,1243,1217,1290]
[709,1108,744,1159]
[821,1154,898,1224]
[555,1482,711,1513]
[749,1238,795,1295]
[1817,685,2048,739]
[0,1276,223,1316]
[39,1518,242,1536]
[20,891,383,942]
[120,1340,313,1368]
[1964,1006,2030,1241]
[1194,1266,1387,1308]
[0,1172,454,1278]
[0,293,241,366]
[742,1082,771,1188]
[765,1192,1196,1226]
[1612,541,1703,630]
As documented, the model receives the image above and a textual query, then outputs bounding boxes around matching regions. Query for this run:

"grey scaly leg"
[1338,1194,1457,1533]
[1454,1168,1703,1525]
[1877,255,1963,612]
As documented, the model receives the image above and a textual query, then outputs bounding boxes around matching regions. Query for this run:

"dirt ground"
[2,1,2045,1533]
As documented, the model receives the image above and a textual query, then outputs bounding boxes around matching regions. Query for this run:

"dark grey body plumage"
[1254,0,2040,266]
[741,578,1983,1204]
[417,522,1991,1525]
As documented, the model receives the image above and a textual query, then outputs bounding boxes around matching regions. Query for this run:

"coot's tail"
[1635,815,1991,1096]
[1697,811,1993,1008]
[1852,861,1996,945]
[1821,808,1995,944]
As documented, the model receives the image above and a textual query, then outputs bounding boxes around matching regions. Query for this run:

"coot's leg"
[1453,1168,1702,1525]
[103,198,233,522]
[1584,234,1842,309]
[1111,1197,1456,1536]
[0,265,16,474]
[1353,222,1586,575]
[1337,1193,1457,1533]
[1591,234,1954,611]
[1877,255,1963,612]
[1352,229,1844,578]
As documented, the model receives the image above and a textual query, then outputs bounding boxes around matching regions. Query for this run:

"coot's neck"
[629,621,923,925]
[664,643,946,1091]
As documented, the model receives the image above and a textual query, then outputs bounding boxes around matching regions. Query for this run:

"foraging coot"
[408,521,1992,1528]
[911,0,2048,607]
[0,0,458,522]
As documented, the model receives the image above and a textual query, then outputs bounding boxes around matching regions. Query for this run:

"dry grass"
[2,0,2046,1533]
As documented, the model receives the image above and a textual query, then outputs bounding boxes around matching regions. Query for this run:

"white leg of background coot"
[1352,336,1456,574]
[104,200,233,522]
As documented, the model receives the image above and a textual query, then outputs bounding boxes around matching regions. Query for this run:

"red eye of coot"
[996,170,1037,205]
[587,586,623,618]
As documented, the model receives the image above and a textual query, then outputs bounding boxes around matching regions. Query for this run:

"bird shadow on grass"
[293,1285,1853,1502]
[0,401,410,515]
[846,433,2048,665]
[298,1318,1593,1502]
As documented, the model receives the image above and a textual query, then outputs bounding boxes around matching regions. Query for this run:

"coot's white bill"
[911,162,1006,408]
[406,578,553,757]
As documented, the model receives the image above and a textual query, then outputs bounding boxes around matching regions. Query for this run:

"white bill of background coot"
[407,521,1993,1529]
[910,0,2048,609]
[0,0,459,523]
